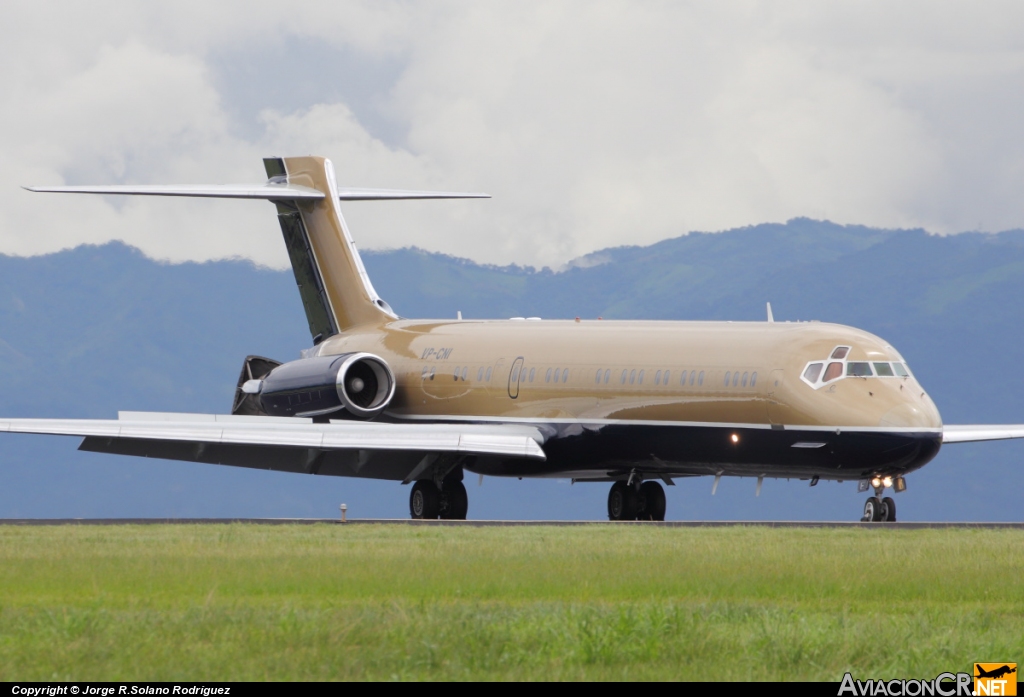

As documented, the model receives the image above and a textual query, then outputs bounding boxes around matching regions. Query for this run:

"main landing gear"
[608,480,666,521]
[410,477,468,520]
[859,475,905,522]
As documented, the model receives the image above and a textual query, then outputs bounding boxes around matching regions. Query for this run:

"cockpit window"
[803,363,823,383]
[846,362,873,377]
[802,351,912,389]
[823,362,843,382]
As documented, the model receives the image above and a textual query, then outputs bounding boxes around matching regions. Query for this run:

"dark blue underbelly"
[471,422,942,480]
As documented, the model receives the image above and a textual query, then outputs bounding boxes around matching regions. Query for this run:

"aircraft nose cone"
[879,400,941,429]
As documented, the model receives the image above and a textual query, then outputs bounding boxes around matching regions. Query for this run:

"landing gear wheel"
[638,481,667,521]
[861,496,883,522]
[881,496,896,522]
[608,482,638,521]
[410,480,440,519]
[440,480,468,520]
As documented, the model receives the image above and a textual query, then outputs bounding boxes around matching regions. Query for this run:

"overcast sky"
[3,2,1024,269]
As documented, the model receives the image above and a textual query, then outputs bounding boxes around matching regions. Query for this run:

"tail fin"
[26,156,490,341]
[265,156,394,339]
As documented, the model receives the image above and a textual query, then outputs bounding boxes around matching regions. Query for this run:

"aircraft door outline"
[508,356,525,399]
[766,368,785,424]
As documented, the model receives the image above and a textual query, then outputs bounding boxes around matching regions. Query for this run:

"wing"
[942,425,1024,443]
[0,412,545,481]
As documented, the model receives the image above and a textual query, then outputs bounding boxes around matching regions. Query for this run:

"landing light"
[871,477,882,488]
[730,434,739,444]
[882,476,893,488]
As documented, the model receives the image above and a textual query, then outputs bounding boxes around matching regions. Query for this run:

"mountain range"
[1,218,1022,521]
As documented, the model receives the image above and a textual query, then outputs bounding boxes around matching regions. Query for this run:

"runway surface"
[0,518,1021,528]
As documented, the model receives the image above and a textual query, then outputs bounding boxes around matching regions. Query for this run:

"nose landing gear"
[860,476,903,522]
[608,479,666,521]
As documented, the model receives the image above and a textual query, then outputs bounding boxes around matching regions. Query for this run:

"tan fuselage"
[316,318,941,431]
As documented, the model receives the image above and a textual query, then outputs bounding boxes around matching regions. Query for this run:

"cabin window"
[545,368,552,383]
[477,367,484,381]
[604,369,611,383]
[679,370,687,386]
[822,362,843,382]
[421,366,429,380]
[893,362,910,377]
[847,362,872,377]
[698,371,704,386]
[741,371,749,387]
[663,369,670,384]
[751,371,757,387]
[485,367,492,381]
[595,369,602,384]
[629,369,636,384]
[724,371,731,386]
[831,346,850,359]
[873,362,894,377]
[562,368,569,382]
[655,370,662,384]
[511,366,520,382]
[529,367,535,382]
[732,372,740,387]
[462,367,468,381]
[454,366,461,380]
[621,369,627,384]
[638,369,645,384]
[553,368,560,384]
[804,363,823,383]
[429,367,436,380]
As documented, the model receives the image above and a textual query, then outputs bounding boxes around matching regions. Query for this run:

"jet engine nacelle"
[245,353,396,419]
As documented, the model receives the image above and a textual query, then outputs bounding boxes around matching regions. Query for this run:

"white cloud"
[3,1,1024,269]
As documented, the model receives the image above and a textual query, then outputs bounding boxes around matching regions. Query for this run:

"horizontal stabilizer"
[942,424,1024,443]
[23,183,324,200]
[24,185,490,201]
[336,187,490,200]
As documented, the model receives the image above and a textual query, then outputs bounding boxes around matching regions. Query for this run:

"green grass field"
[0,524,1020,681]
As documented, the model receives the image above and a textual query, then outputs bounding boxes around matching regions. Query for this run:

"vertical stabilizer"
[264,156,397,339]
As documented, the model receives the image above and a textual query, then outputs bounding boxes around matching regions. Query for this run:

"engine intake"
[255,352,395,419]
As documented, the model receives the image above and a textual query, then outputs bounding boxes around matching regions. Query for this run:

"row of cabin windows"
[723,371,758,388]
[508,366,569,383]
[420,364,753,389]
[592,368,710,387]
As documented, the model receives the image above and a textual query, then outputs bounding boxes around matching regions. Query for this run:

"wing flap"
[942,425,1024,443]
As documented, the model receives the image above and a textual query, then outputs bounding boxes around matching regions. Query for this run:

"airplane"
[3,154,1024,522]
[975,666,1016,680]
